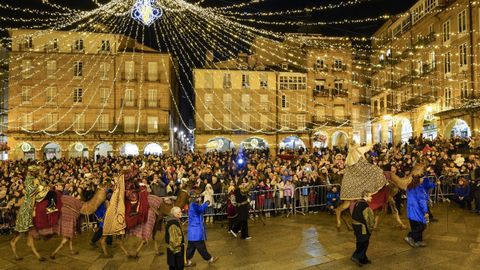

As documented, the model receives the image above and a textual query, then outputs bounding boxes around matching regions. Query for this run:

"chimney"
[205,50,214,67]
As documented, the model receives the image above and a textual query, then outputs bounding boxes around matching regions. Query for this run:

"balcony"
[43,44,58,53]
[314,66,328,72]
[332,89,348,97]
[70,46,85,53]
[121,99,137,107]
[406,94,435,107]
[19,43,34,51]
[331,64,347,72]
[122,72,137,81]
[313,89,330,97]
[146,74,159,82]
[144,99,161,108]
[414,32,436,47]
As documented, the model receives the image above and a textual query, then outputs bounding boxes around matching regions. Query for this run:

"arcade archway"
[42,142,61,160]
[332,131,349,148]
[444,119,471,139]
[144,143,163,156]
[120,143,139,156]
[206,137,234,152]
[94,142,113,158]
[279,136,306,151]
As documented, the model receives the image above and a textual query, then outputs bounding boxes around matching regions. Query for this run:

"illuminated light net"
[0,0,477,145]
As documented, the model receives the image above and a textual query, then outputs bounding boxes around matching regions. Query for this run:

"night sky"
[0,0,418,129]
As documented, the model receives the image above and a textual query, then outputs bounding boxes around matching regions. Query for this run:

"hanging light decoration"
[131,0,163,26]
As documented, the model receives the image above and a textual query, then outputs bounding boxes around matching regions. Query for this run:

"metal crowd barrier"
[0,207,16,234]
[424,174,470,204]
[293,184,341,215]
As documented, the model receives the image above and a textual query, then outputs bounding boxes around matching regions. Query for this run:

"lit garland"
[131,0,163,26]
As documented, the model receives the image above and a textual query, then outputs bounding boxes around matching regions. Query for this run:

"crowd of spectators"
[0,135,479,234]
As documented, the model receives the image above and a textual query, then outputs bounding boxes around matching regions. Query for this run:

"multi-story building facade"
[252,35,369,149]
[370,0,480,144]
[0,46,8,160]
[194,53,310,154]
[7,29,176,160]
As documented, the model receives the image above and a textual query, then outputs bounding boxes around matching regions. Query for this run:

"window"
[223,73,231,89]
[444,52,451,74]
[281,94,288,109]
[459,43,467,69]
[281,63,289,70]
[241,74,250,88]
[148,89,157,107]
[21,114,33,129]
[458,10,467,33]
[297,115,306,129]
[99,87,109,103]
[204,93,213,109]
[334,106,345,120]
[147,116,158,133]
[241,94,250,109]
[223,114,231,128]
[258,115,268,129]
[242,114,250,129]
[124,88,134,106]
[223,93,232,110]
[74,39,84,51]
[281,114,289,128]
[74,61,83,77]
[74,88,83,103]
[204,73,213,89]
[23,36,33,50]
[125,61,135,80]
[98,114,109,131]
[260,94,268,111]
[100,40,111,52]
[46,87,56,104]
[124,116,135,132]
[429,51,436,69]
[279,75,306,90]
[460,81,469,100]
[147,62,158,81]
[74,113,85,131]
[46,113,57,131]
[21,86,32,103]
[444,87,452,109]
[260,73,268,89]
[428,24,434,35]
[334,59,343,70]
[314,58,325,70]
[52,38,58,50]
[334,80,345,96]
[298,95,306,111]
[22,60,33,78]
[46,60,56,78]
[204,114,213,129]
[442,20,450,42]
[352,107,359,121]
[314,79,327,95]
[100,62,109,80]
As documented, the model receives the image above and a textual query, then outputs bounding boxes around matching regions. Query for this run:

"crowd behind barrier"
[1,135,480,234]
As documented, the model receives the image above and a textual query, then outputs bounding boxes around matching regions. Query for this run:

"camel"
[10,187,107,261]
[99,189,190,258]
[335,161,426,231]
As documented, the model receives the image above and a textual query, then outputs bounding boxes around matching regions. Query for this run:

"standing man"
[185,194,218,266]
[165,207,186,270]
[351,190,375,266]
[230,180,253,240]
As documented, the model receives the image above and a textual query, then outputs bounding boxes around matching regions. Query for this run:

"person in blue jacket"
[185,193,218,267]
[422,171,438,222]
[404,175,429,248]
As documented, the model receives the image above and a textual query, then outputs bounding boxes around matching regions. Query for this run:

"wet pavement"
[0,203,479,270]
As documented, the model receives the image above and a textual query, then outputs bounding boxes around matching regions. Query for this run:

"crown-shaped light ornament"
[131,0,163,26]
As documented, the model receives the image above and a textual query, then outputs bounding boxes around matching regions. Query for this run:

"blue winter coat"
[187,202,209,241]
[406,185,429,224]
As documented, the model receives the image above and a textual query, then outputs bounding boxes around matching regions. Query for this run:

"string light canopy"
[131,0,163,26]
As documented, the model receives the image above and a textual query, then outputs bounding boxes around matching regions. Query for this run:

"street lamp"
[173,127,178,133]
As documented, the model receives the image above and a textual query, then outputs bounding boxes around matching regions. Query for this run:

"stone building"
[370,0,480,144]
[7,29,176,160]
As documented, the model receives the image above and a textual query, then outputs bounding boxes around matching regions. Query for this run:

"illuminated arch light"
[131,0,163,26]
[144,143,163,156]
[121,143,139,156]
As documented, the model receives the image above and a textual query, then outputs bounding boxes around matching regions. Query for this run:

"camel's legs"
[10,232,23,261]
[27,234,45,261]
[50,237,69,259]
[100,236,112,258]
[390,199,407,229]
[154,232,165,256]
[118,236,130,257]
[69,238,79,255]
[335,201,350,230]
[133,240,147,258]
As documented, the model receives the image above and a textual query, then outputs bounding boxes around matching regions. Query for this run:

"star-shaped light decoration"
[131,0,163,26]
